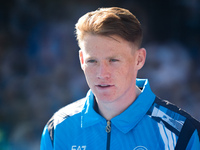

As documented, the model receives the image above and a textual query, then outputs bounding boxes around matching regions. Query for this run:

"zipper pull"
[105,120,111,133]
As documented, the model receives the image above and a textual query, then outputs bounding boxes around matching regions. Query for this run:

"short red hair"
[75,7,143,48]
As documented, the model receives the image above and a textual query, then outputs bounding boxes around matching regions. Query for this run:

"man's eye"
[87,60,97,63]
[110,59,119,62]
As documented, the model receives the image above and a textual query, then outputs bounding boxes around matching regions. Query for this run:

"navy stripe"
[175,119,196,150]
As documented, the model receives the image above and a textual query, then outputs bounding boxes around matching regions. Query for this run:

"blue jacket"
[41,79,200,150]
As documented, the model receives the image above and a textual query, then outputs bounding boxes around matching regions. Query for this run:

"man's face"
[79,34,145,104]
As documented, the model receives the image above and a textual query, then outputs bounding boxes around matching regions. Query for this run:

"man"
[41,7,200,150]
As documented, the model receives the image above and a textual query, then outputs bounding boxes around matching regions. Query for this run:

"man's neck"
[95,86,141,120]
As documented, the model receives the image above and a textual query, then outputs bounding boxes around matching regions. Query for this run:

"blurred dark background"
[0,0,200,149]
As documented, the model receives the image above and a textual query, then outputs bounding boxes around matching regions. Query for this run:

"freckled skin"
[79,34,146,119]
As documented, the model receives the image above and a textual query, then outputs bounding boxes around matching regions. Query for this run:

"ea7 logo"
[71,145,86,150]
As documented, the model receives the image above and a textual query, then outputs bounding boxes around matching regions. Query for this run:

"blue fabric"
[41,125,53,150]
[40,79,200,150]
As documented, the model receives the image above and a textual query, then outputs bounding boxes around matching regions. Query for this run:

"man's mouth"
[98,85,110,87]
[96,84,114,88]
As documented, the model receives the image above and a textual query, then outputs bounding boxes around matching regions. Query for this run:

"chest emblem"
[133,146,148,150]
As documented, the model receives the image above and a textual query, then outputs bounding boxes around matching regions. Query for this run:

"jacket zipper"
[106,120,111,150]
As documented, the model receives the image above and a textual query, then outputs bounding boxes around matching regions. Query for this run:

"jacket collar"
[81,79,156,133]
[81,90,105,128]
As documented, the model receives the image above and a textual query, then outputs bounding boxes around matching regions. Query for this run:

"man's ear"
[136,48,146,70]
[79,50,84,70]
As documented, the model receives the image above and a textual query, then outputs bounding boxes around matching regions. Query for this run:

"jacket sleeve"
[40,125,53,150]
[186,129,200,150]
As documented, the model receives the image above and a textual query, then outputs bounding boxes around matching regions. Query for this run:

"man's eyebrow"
[106,55,121,59]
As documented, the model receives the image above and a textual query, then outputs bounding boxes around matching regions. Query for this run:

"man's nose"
[97,62,111,79]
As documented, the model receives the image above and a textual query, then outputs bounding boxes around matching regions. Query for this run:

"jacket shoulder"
[147,97,200,150]
[46,98,86,145]
[54,98,86,122]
